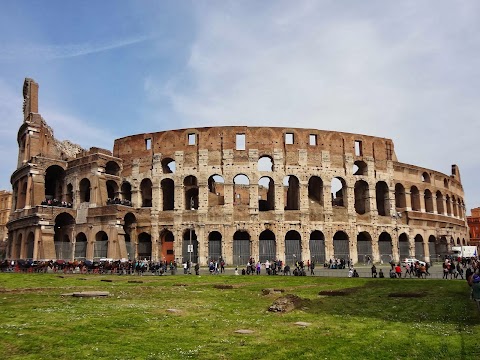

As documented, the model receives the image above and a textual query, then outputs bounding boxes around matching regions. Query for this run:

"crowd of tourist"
[106,198,132,206]
[41,199,72,208]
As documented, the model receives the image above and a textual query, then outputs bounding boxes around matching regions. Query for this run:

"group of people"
[234,258,316,276]
[106,198,132,206]
[41,198,73,208]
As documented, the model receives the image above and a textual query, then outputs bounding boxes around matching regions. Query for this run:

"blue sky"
[0,0,478,212]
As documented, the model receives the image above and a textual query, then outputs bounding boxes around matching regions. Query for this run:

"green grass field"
[1,273,479,359]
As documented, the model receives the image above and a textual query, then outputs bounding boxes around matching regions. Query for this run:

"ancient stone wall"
[6,78,470,265]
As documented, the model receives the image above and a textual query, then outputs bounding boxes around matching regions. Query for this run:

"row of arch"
[14,164,465,220]
[12,219,466,265]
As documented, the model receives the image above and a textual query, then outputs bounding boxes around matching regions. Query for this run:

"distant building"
[467,208,480,248]
[0,190,12,257]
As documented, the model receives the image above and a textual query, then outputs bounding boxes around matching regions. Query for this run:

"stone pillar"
[392,231,400,263]
[33,226,41,260]
[223,225,233,266]
[302,228,310,262]
[198,224,207,264]
[24,174,33,209]
[432,193,438,214]
[350,234,358,265]
[371,232,380,263]
[418,190,425,212]
[324,229,334,262]
[198,179,208,212]
[151,223,159,261]
[405,191,412,211]
[424,238,430,263]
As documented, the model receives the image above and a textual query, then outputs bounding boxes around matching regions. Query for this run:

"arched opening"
[285,230,301,265]
[353,160,367,176]
[19,181,27,209]
[208,175,225,206]
[161,179,175,210]
[54,212,75,260]
[309,231,325,263]
[452,196,458,217]
[123,213,136,259]
[160,229,174,263]
[94,231,109,259]
[357,232,372,264]
[398,233,409,259]
[421,172,430,183]
[395,183,406,209]
[233,230,250,266]
[66,183,73,204]
[446,195,452,216]
[26,232,34,259]
[121,182,132,203]
[14,234,22,259]
[138,232,152,260]
[414,234,424,260]
[284,175,300,210]
[424,189,434,213]
[45,165,65,202]
[105,161,120,176]
[378,232,393,264]
[184,175,199,210]
[436,191,444,214]
[410,186,420,211]
[182,228,198,263]
[259,230,276,263]
[376,181,390,216]
[354,180,369,215]
[308,176,324,207]
[161,158,176,174]
[233,174,250,206]
[258,155,273,171]
[208,231,222,262]
[140,178,153,207]
[106,180,119,201]
[428,235,437,262]
[331,177,346,207]
[333,231,349,260]
[436,236,448,259]
[259,176,275,211]
[79,178,91,203]
[75,232,87,260]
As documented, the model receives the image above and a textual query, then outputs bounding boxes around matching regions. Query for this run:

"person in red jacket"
[395,264,402,278]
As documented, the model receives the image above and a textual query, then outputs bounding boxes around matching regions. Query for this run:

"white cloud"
[0,35,153,60]
[147,1,480,207]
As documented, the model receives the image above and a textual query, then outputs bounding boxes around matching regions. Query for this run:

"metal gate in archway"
[285,239,302,266]
[233,239,250,266]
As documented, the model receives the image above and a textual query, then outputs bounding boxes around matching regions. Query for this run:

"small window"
[285,133,294,145]
[145,138,152,150]
[355,140,362,156]
[386,142,393,160]
[309,134,317,146]
[188,133,196,145]
[236,134,246,150]
[167,250,174,255]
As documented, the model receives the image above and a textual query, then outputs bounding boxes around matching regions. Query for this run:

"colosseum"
[6,78,469,266]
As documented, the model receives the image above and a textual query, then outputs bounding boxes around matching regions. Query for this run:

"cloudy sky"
[0,0,478,211]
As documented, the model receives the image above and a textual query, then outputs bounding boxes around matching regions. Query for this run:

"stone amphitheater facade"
[6,78,469,265]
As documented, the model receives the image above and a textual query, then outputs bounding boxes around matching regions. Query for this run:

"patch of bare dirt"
[318,288,358,296]
[268,294,305,312]
[214,284,234,289]
[388,292,426,298]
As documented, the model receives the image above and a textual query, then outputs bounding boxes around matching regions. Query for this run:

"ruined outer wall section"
[110,126,467,265]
